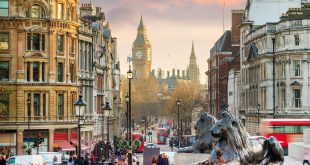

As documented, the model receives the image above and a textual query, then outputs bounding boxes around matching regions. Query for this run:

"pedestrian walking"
[304,148,310,165]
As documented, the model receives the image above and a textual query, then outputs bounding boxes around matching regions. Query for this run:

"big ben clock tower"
[132,16,152,79]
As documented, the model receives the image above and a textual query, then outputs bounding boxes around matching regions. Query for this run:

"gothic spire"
[138,14,145,30]
[190,41,196,60]
[134,14,150,45]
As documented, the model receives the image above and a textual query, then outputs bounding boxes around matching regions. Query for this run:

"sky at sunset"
[80,0,246,84]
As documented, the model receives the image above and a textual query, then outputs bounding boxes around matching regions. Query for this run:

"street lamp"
[103,102,112,160]
[27,97,31,155]
[180,118,183,147]
[176,98,181,148]
[127,67,133,165]
[74,95,86,165]
[141,119,147,141]
[125,94,129,140]
[257,104,261,134]
[272,38,276,119]
[100,102,105,158]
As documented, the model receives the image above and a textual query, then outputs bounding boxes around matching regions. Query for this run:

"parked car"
[7,155,45,165]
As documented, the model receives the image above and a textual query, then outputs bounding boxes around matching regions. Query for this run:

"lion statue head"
[178,112,217,153]
[210,112,252,164]
[195,112,217,138]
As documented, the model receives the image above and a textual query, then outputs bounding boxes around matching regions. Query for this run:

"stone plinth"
[174,153,209,165]
[288,128,310,160]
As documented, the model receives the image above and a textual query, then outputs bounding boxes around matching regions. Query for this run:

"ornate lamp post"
[27,97,31,155]
[257,104,261,134]
[125,94,129,139]
[103,102,112,160]
[272,38,276,119]
[100,102,105,158]
[127,67,133,165]
[141,119,147,141]
[74,95,86,165]
[176,98,181,148]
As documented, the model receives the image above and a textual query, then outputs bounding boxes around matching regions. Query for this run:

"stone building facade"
[0,0,80,155]
[206,30,232,117]
[240,2,310,134]
[78,16,94,146]
[79,2,121,143]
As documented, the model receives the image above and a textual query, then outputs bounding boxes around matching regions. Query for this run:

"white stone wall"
[228,69,240,118]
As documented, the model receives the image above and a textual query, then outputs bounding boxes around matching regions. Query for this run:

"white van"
[39,152,67,165]
[7,155,45,165]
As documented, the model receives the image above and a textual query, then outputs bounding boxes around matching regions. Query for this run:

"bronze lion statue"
[177,112,217,153]
[207,111,284,165]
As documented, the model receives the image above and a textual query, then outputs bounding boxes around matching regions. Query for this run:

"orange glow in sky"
[80,0,245,83]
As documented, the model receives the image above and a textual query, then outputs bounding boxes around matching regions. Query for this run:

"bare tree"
[120,77,161,124]
[164,81,203,133]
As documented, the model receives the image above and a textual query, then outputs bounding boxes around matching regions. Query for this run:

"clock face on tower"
[136,51,143,58]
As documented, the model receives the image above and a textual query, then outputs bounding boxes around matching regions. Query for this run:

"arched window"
[26,5,45,18]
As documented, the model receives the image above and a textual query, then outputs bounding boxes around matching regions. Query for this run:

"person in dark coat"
[160,153,169,165]
[83,156,89,165]
[0,156,6,165]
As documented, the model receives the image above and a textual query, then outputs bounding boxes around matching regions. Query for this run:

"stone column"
[40,93,43,121]
[16,30,25,82]
[302,59,309,110]
[49,31,55,82]
[16,129,24,155]
[48,129,55,152]
[30,62,33,82]
[39,62,42,82]
[285,60,290,110]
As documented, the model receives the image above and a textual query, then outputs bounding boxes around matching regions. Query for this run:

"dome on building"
[103,26,111,39]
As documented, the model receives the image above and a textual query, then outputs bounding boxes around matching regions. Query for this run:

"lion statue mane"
[207,110,284,165]
[177,112,217,153]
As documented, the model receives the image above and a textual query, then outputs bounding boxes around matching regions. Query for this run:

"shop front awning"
[70,139,89,150]
[54,141,76,151]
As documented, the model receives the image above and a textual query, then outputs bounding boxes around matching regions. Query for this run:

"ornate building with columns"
[79,2,121,144]
[0,0,81,155]
[240,1,310,135]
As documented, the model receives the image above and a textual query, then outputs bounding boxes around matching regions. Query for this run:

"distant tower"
[187,41,200,84]
[132,15,152,79]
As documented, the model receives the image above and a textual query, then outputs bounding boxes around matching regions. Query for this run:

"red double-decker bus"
[260,119,310,155]
[157,128,168,144]
[132,133,144,153]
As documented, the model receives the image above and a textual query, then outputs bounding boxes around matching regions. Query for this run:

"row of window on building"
[0,61,76,82]
[0,32,76,53]
[241,88,301,110]
[0,1,74,20]
[241,60,302,84]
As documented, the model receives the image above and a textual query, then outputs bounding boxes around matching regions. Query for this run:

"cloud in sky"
[80,0,246,83]
[192,0,243,5]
